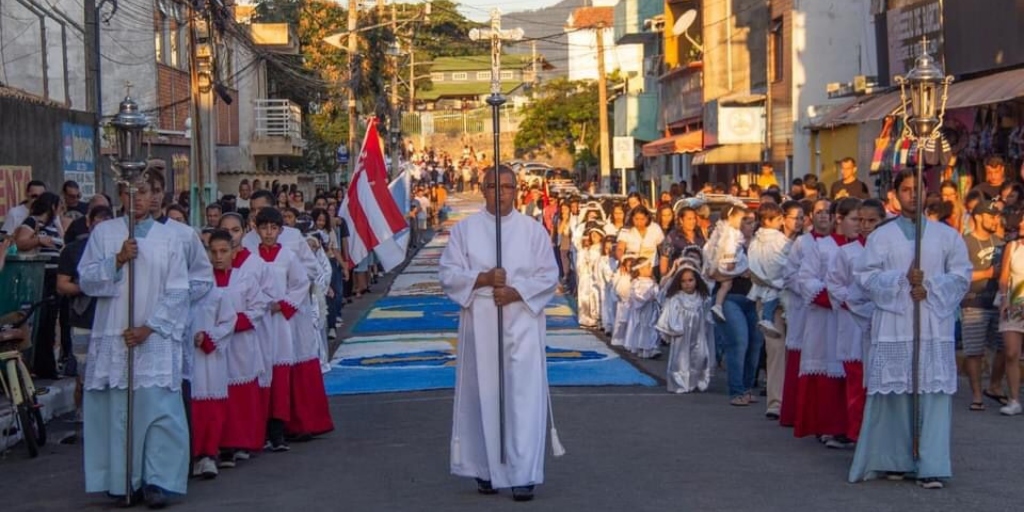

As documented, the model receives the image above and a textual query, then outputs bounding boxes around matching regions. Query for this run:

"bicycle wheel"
[15,370,45,457]
[16,403,39,458]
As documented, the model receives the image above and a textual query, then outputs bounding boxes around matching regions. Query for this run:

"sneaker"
[199,457,219,479]
[917,478,944,489]
[234,451,251,461]
[758,319,782,338]
[143,484,170,509]
[512,485,535,502]
[711,304,726,322]
[765,410,780,421]
[475,478,498,495]
[267,441,290,452]
[818,435,834,444]
[885,472,905,481]
[825,437,855,450]
[218,455,236,469]
[1000,400,1022,416]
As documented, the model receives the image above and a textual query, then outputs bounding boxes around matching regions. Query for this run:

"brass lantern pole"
[893,37,952,461]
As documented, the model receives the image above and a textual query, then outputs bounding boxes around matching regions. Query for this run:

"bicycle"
[0,297,52,457]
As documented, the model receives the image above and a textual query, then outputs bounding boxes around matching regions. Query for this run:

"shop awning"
[809,90,903,130]
[641,131,703,157]
[692,144,762,165]
[810,66,1024,130]
[945,67,1024,109]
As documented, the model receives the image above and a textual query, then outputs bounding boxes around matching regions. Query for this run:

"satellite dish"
[672,9,698,36]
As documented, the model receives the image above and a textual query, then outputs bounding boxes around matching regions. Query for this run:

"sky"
[455,0,563,21]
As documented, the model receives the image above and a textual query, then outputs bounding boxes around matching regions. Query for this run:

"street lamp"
[109,87,149,507]
[893,37,952,463]
[386,41,404,177]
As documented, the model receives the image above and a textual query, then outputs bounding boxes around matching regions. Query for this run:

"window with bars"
[430,72,444,81]
[500,70,514,80]
[452,72,468,81]
[476,71,491,80]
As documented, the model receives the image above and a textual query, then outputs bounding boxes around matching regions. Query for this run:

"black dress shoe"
[512,485,535,502]
[143,485,169,509]
[476,478,498,495]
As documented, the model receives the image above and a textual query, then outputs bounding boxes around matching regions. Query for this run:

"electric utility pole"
[189,1,216,227]
[596,22,611,192]
[347,0,359,184]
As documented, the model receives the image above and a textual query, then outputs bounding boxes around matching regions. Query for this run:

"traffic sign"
[336,144,349,165]
[613,136,634,169]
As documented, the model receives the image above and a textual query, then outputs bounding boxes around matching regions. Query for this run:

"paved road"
[0,195,1019,512]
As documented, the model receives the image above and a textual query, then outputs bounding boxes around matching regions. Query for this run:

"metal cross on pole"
[468,9,523,465]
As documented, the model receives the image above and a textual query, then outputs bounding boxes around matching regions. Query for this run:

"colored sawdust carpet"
[351,295,581,333]
[325,330,655,395]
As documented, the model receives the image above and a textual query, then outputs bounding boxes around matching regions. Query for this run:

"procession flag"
[340,118,408,271]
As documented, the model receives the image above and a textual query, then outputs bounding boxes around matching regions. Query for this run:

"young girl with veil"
[657,258,714,393]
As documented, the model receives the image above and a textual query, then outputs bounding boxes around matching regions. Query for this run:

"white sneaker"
[234,451,251,461]
[758,319,782,338]
[198,457,218,479]
[1000,400,1022,416]
[711,304,726,322]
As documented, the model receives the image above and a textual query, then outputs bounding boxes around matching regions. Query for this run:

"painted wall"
[791,0,878,177]
[566,26,643,82]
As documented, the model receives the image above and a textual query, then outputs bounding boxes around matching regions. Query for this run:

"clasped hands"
[907,267,927,302]
[479,268,522,307]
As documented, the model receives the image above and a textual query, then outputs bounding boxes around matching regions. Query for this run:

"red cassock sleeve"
[279,301,298,320]
[812,290,832,309]
[235,312,254,333]
[199,332,216,354]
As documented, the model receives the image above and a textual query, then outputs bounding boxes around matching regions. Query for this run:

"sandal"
[730,396,750,407]
[984,390,1009,406]
[969,401,986,411]
[745,392,759,404]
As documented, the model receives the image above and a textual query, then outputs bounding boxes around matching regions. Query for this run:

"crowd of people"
[532,155,1023,489]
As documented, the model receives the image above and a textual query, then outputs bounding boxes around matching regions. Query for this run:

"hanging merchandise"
[871,116,895,174]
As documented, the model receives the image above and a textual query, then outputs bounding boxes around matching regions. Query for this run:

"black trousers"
[31,267,60,379]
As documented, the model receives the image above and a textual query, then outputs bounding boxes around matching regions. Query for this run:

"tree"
[252,0,479,174]
[514,78,599,164]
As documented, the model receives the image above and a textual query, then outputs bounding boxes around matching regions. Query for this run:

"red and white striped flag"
[340,118,408,271]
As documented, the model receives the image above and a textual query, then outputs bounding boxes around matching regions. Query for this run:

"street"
[0,193,1018,512]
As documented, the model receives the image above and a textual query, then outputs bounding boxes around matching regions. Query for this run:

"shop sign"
[62,122,96,197]
[885,0,944,81]
[704,100,765,146]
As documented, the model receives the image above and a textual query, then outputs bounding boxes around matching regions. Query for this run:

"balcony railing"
[254,99,303,141]
[252,99,305,157]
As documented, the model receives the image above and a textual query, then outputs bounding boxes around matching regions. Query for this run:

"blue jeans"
[328,259,344,328]
[760,298,779,324]
[717,294,765,398]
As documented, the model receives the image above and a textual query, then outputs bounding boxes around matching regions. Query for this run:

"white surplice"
[827,240,873,364]
[189,287,236,401]
[796,234,844,378]
[255,245,306,382]
[223,249,270,386]
[598,255,618,334]
[782,234,811,351]
[440,208,559,489]
[162,218,214,383]
[855,218,971,395]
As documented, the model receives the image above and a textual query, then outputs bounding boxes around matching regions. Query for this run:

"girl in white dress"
[576,225,605,328]
[598,233,618,335]
[610,253,637,346]
[657,263,713,393]
[625,258,661,359]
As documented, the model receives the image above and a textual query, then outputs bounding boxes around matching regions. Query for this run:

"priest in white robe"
[849,170,971,489]
[78,176,191,507]
[439,166,559,502]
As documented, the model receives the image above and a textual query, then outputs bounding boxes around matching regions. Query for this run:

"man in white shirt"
[236,179,252,210]
[2,180,47,234]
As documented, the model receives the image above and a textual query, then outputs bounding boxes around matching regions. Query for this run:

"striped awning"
[641,130,703,157]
